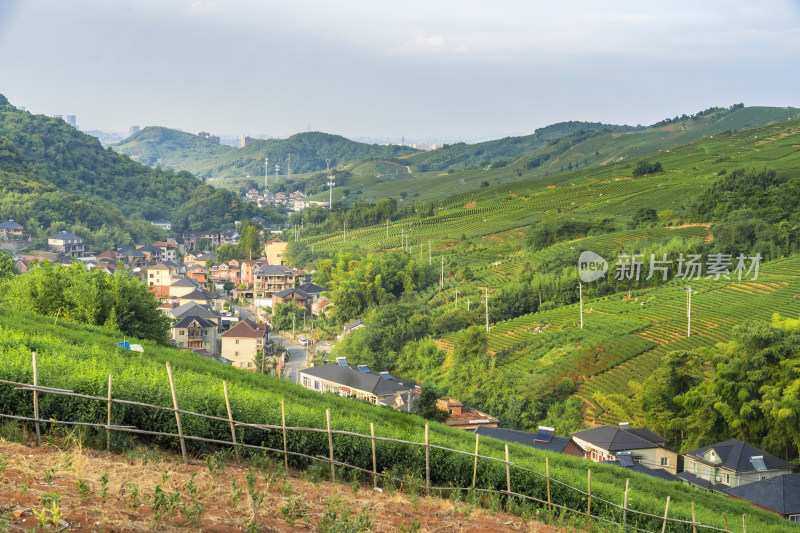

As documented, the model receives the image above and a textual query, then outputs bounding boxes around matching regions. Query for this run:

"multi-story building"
[48,231,85,258]
[146,263,179,297]
[253,264,298,308]
[220,319,269,369]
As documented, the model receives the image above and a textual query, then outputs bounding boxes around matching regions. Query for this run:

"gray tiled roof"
[172,315,217,329]
[298,282,325,294]
[683,439,792,473]
[254,264,294,276]
[300,364,412,397]
[274,288,310,299]
[172,302,219,320]
[475,426,577,454]
[572,425,664,451]
[604,460,680,483]
[0,220,23,230]
[725,473,800,515]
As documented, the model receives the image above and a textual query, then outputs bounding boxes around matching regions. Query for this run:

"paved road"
[274,333,308,383]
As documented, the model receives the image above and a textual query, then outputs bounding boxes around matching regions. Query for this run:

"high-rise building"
[65,115,77,128]
[241,135,258,147]
[129,125,140,137]
[198,131,220,144]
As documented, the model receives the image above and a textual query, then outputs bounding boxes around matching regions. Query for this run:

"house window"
[789,515,799,523]
[723,473,730,484]
[660,457,669,466]
[701,466,709,479]
[235,339,239,344]
[235,351,239,356]
[179,331,185,335]
[689,462,696,473]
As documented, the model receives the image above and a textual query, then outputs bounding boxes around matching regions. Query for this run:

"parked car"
[298,337,308,346]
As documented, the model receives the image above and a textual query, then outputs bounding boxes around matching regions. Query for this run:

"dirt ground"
[0,439,572,532]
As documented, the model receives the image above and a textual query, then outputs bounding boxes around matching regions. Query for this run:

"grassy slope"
[0,308,791,532]
[301,118,800,426]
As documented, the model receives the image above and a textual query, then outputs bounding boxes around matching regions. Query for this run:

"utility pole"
[579,282,583,329]
[292,312,295,339]
[467,298,470,311]
[264,156,269,191]
[275,164,280,184]
[428,240,432,266]
[485,287,489,332]
[440,256,444,290]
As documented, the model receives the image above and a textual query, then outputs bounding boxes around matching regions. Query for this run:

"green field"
[0,308,792,532]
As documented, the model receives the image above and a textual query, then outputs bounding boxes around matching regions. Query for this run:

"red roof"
[221,319,269,339]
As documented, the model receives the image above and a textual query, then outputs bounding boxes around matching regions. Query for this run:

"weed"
[124,445,160,465]
[246,469,265,517]
[399,520,421,533]
[41,490,61,508]
[99,472,109,503]
[0,453,7,478]
[182,501,204,529]
[318,497,374,533]
[42,466,57,485]
[77,478,92,503]
[19,482,28,494]
[127,482,141,511]
[279,493,309,526]
[230,478,243,507]
[0,511,10,533]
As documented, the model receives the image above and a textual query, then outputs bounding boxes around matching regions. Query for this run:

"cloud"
[400,31,445,54]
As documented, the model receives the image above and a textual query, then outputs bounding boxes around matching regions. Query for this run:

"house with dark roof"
[220,319,269,369]
[167,302,221,325]
[177,288,218,307]
[0,220,24,240]
[342,319,365,336]
[678,439,793,491]
[272,288,312,314]
[170,315,219,355]
[602,459,681,483]
[299,358,417,405]
[48,231,85,258]
[475,426,585,457]
[253,264,298,307]
[297,281,325,302]
[168,276,199,298]
[436,398,499,431]
[571,423,678,474]
[135,244,162,264]
[726,473,800,522]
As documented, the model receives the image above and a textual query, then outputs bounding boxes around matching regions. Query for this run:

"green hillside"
[0,95,280,248]
[300,104,800,204]
[113,129,419,179]
[0,307,791,533]
[291,116,800,461]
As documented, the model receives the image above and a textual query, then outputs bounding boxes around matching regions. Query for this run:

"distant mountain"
[0,94,279,250]
[112,129,419,178]
[405,121,640,172]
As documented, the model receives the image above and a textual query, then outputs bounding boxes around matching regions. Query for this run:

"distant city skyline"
[1,1,798,143]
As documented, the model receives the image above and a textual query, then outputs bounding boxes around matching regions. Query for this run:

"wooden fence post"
[106,375,112,451]
[370,422,377,489]
[691,500,697,533]
[742,514,746,533]
[222,381,238,457]
[661,496,671,533]
[281,400,288,471]
[326,408,335,482]
[546,457,551,511]
[424,424,430,493]
[472,433,479,489]
[165,362,187,464]
[623,478,630,528]
[504,444,511,493]
[32,352,40,446]
[723,512,728,532]
[587,469,592,526]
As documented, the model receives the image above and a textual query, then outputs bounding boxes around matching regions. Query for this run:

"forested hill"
[113,129,420,178]
[404,120,639,172]
[0,94,279,249]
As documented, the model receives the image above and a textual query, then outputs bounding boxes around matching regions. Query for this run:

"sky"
[0,0,799,143]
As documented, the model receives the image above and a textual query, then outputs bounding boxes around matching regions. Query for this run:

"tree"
[413,386,449,423]
[0,252,18,282]
[237,221,261,260]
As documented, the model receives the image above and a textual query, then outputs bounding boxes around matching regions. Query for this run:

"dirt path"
[0,439,572,532]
